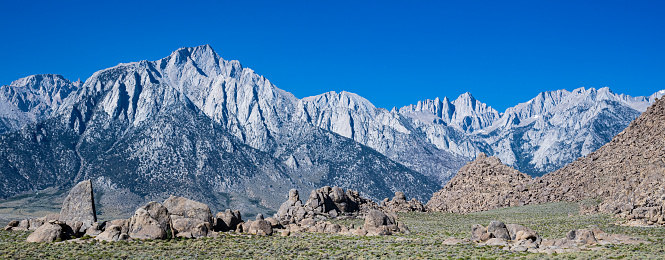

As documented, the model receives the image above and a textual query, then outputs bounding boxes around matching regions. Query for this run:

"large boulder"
[26,221,67,243]
[162,196,213,224]
[487,221,510,240]
[4,220,19,231]
[274,189,304,224]
[248,215,273,236]
[364,210,396,229]
[59,180,97,234]
[95,225,130,242]
[128,202,171,240]
[471,224,492,242]
[85,222,105,237]
[506,224,541,244]
[107,219,130,234]
[363,210,404,236]
[214,209,242,232]
[172,216,210,238]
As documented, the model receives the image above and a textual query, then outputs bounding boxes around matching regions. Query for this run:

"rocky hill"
[518,97,665,225]
[427,153,532,213]
[428,97,665,225]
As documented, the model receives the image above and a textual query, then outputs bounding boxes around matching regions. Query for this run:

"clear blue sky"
[1,0,663,112]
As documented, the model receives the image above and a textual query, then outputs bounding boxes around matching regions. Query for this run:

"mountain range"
[0,44,662,217]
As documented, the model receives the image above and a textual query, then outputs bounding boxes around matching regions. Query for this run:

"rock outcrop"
[128,202,172,240]
[163,196,213,238]
[95,225,129,242]
[274,186,379,224]
[58,180,97,234]
[25,221,70,243]
[465,222,644,254]
[427,153,532,213]
[214,209,242,232]
[380,191,426,212]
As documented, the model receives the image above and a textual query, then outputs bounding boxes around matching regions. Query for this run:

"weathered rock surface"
[128,202,171,240]
[381,192,426,212]
[4,220,19,231]
[58,180,97,234]
[274,186,379,224]
[95,225,129,242]
[162,196,213,237]
[467,223,646,254]
[26,221,66,243]
[214,209,242,232]
[163,195,213,224]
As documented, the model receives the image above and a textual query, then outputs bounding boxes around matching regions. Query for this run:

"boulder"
[85,222,105,236]
[471,224,490,242]
[506,224,540,243]
[487,221,510,240]
[95,225,129,242]
[28,218,45,231]
[26,221,66,243]
[172,216,210,238]
[4,220,18,231]
[364,210,395,229]
[17,219,30,231]
[59,180,97,234]
[107,219,130,234]
[324,223,342,234]
[274,189,302,224]
[248,219,273,236]
[163,196,213,224]
[128,202,171,240]
[214,209,242,232]
[265,217,280,228]
[568,229,597,244]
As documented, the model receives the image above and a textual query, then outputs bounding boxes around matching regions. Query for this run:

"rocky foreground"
[4,180,419,243]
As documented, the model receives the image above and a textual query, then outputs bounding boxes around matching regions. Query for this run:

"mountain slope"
[0,46,439,218]
[402,87,663,176]
[0,74,80,133]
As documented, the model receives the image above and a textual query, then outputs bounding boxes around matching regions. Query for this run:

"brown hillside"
[428,97,665,225]
[427,153,532,213]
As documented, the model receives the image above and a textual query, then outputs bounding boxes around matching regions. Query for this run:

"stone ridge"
[427,152,532,213]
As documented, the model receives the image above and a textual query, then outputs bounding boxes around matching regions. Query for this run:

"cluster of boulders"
[271,187,411,236]
[5,181,413,242]
[274,209,410,237]
[442,221,647,254]
[274,187,379,225]
[380,192,426,212]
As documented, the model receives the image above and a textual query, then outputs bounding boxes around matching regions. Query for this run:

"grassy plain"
[1,202,663,259]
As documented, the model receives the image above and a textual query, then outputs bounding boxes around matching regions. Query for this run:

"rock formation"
[466,221,644,254]
[274,186,379,224]
[163,196,213,238]
[128,202,172,240]
[380,191,426,212]
[427,153,532,213]
[25,221,70,243]
[58,180,97,234]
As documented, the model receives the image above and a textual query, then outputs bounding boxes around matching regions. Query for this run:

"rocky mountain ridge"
[0,45,438,218]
